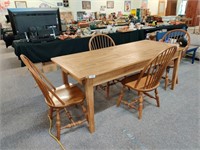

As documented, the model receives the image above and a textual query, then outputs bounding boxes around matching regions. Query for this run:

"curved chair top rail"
[161,29,190,55]
[88,33,115,50]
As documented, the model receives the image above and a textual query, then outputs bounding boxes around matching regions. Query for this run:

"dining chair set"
[20,28,191,141]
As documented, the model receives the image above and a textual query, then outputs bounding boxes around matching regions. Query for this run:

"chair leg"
[117,85,125,107]
[106,82,110,99]
[192,49,197,64]
[138,92,143,119]
[49,107,53,119]
[81,103,88,122]
[165,68,169,90]
[56,109,61,141]
[165,72,168,90]
[155,88,160,107]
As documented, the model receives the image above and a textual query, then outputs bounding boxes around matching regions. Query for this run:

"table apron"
[92,61,148,86]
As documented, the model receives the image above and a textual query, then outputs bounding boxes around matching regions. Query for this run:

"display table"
[13,30,145,66]
[143,24,187,33]
[2,28,14,48]
[12,24,187,66]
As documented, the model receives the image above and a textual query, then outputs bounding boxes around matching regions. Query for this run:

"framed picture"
[63,0,69,7]
[100,6,106,11]
[82,1,91,9]
[107,1,114,9]
[15,1,27,8]
[57,2,63,7]
[124,1,131,12]
[60,12,74,23]
[141,0,148,9]
[39,3,50,8]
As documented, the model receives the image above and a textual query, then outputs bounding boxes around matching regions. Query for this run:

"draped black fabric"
[12,24,187,66]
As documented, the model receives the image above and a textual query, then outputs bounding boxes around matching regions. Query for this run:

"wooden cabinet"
[165,0,177,16]
[185,0,200,26]
[158,0,166,16]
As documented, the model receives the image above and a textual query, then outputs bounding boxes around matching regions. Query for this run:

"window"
[178,0,187,15]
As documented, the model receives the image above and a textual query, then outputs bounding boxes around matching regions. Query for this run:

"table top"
[52,40,173,82]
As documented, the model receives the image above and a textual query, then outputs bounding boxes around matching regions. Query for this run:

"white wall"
[25,0,142,19]
[0,0,161,28]
[148,0,160,15]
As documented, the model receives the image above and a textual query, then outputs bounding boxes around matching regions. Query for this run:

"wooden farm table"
[51,40,182,133]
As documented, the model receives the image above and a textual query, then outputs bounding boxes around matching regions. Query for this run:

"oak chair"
[20,54,88,141]
[160,29,190,90]
[89,34,116,98]
[88,33,115,50]
[117,46,177,119]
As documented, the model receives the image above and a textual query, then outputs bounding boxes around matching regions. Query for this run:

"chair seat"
[167,60,175,68]
[121,73,140,85]
[49,85,85,107]
[121,73,159,91]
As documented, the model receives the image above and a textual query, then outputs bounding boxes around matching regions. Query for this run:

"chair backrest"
[160,29,190,57]
[135,46,177,90]
[20,54,65,107]
[88,34,115,50]
[156,31,167,41]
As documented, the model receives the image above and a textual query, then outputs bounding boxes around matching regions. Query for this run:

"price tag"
[88,75,96,79]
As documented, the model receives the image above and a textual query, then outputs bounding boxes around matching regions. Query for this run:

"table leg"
[171,52,181,90]
[61,70,69,86]
[85,78,95,133]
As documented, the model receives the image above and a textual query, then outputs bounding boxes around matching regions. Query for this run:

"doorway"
[165,0,177,16]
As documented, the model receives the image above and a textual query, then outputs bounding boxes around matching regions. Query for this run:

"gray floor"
[0,40,200,150]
